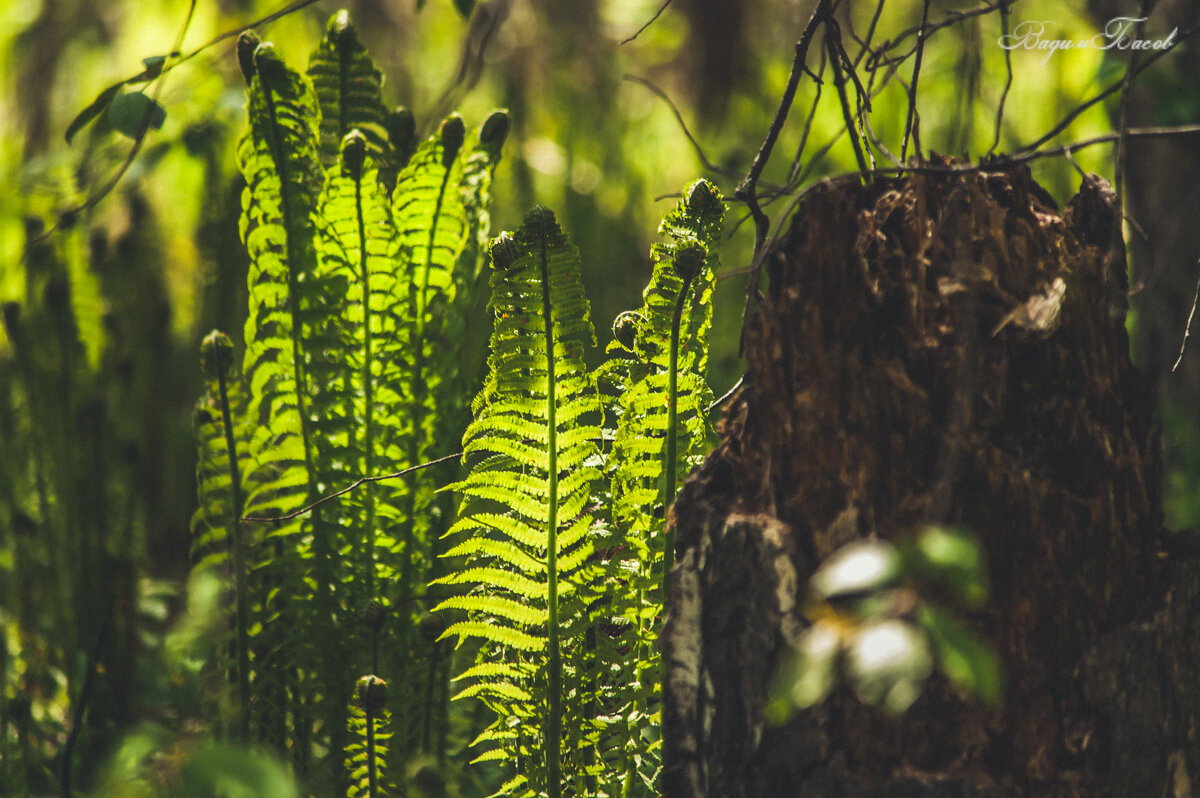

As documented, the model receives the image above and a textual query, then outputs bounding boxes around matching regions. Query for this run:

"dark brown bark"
[663,162,1200,796]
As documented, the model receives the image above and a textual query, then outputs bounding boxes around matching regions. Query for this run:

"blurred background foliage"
[0,0,1196,794]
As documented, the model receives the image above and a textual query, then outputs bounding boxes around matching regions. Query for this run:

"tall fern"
[596,179,725,793]
[192,15,508,790]
[435,208,604,798]
[191,331,249,739]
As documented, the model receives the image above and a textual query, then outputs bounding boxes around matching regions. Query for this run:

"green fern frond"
[606,178,724,543]
[346,676,394,798]
[386,113,472,659]
[237,40,323,523]
[436,208,605,797]
[307,11,390,168]
[235,39,345,767]
[597,179,725,794]
[311,131,402,598]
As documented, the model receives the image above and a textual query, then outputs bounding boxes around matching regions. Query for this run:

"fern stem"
[354,160,377,601]
[662,270,694,599]
[366,700,378,798]
[213,349,250,741]
[538,222,563,798]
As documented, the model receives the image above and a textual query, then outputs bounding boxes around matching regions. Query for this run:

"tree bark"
[663,162,1200,796]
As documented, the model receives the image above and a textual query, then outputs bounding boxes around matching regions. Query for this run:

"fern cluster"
[190,11,507,793]
[189,10,729,796]
[436,182,725,796]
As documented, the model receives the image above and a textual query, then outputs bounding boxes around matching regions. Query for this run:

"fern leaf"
[437,208,604,797]
[307,11,390,168]
[236,39,335,760]
[345,676,393,798]
[237,40,323,521]
[597,179,725,794]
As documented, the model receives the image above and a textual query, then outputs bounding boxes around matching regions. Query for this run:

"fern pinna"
[191,12,506,793]
[597,179,725,793]
[435,208,605,798]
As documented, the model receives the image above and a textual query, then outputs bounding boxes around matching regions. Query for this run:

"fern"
[307,10,391,168]
[346,676,394,798]
[608,178,724,571]
[436,208,604,797]
[236,39,333,766]
[193,15,511,790]
[596,179,725,793]
[192,330,251,739]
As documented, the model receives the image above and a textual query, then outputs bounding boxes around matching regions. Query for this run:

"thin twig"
[901,0,932,163]
[623,74,748,182]
[987,1,1013,157]
[825,19,871,177]
[243,452,463,523]
[1019,20,1200,154]
[707,375,745,414]
[785,46,826,187]
[850,0,889,70]
[735,0,832,354]
[1174,264,1200,373]
[620,0,675,46]
[31,0,322,246]
[864,0,1013,74]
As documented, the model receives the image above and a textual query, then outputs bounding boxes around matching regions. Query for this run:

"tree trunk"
[662,162,1200,796]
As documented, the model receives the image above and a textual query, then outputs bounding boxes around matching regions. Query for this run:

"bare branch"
[901,0,932,163]
[622,74,747,182]
[735,0,833,354]
[243,452,464,524]
[1174,262,1200,373]
[620,0,675,46]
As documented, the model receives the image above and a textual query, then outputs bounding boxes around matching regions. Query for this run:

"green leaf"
[767,621,842,722]
[135,54,168,81]
[810,539,902,600]
[108,91,166,138]
[65,84,121,143]
[917,604,1002,706]
[454,0,476,17]
[845,619,932,714]
[902,525,989,608]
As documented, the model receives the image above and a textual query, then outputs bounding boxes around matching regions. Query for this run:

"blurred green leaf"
[65,83,121,143]
[134,55,169,82]
[108,91,167,139]
[902,526,988,608]
[810,539,901,600]
[918,604,1002,707]
[453,0,475,18]
[179,742,299,798]
[845,619,932,714]
[766,621,841,724]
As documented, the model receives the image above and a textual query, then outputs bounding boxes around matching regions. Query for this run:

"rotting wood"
[663,159,1199,797]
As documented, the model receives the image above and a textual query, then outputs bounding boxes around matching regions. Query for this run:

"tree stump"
[662,162,1200,797]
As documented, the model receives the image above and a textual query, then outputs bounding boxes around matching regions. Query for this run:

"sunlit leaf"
[810,539,901,600]
[845,619,933,714]
[903,526,989,608]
